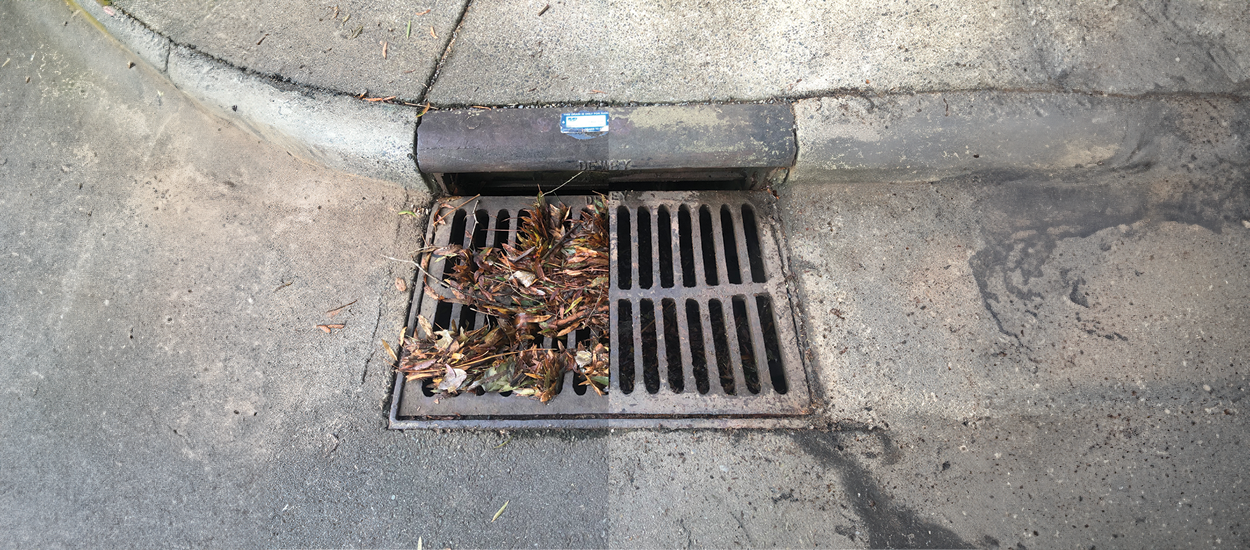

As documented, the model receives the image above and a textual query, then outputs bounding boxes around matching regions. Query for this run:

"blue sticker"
[560,112,609,140]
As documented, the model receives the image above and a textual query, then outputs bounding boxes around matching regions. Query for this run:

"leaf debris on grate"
[397,194,610,402]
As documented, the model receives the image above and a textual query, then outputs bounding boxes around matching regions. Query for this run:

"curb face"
[75,0,424,190]
[789,92,1249,185]
[165,44,419,186]
[416,104,796,175]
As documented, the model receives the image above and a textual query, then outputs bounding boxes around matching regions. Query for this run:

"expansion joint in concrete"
[419,0,475,106]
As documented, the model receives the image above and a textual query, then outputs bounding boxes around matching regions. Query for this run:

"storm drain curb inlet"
[390,104,811,428]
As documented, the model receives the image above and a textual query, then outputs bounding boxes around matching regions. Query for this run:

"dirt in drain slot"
[397,194,609,403]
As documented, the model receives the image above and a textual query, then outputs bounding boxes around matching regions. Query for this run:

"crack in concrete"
[362,302,385,386]
[418,0,475,106]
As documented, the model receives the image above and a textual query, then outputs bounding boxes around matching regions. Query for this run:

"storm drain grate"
[389,191,811,428]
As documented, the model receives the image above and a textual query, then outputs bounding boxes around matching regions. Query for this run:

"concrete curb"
[75,0,1247,192]
[74,0,422,190]
[789,92,1248,185]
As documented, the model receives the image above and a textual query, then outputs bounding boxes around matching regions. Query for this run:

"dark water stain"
[791,430,972,549]
[967,174,1250,342]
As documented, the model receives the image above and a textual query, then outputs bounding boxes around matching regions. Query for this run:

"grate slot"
[729,205,759,287]
[677,206,697,288]
[639,299,660,393]
[741,205,767,283]
[637,208,653,290]
[697,206,718,286]
[724,296,755,393]
[433,300,454,332]
[391,192,811,428]
[707,299,736,395]
[658,207,674,288]
[615,206,631,290]
[684,300,711,394]
[660,298,682,392]
[755,294,788,394]
[750,294,779,393]
[471,209,489,249]
[720,206,743,285]
[740,295,773,394]
[615,299,635,394]
[492,209,511,247]
[665,297,690,393]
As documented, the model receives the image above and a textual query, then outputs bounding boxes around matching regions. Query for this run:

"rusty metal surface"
[415,104,796,174]
[389,192,812,429]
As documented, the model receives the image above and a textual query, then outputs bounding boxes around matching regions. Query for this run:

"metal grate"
[389,191,811,428]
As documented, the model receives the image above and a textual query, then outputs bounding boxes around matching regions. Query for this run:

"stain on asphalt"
[967,175,1250,345]
[792,430,972,549]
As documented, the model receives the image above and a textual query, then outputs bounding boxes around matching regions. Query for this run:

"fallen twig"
[326,300,358,317]
[432,194,481,226]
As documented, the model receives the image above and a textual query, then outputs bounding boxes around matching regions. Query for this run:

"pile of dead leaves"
[397,195,610,402]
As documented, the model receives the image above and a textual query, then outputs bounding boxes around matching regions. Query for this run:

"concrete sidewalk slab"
[428,0,1048,105]
[1028,0,1250,95]
[112,0,467,100]
[103,0,1250,109]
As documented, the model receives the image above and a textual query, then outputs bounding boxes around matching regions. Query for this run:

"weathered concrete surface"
[1,3,608,547]
[95,0,1250,106]
[1027,0,1250,95]
[111,0,467,101]
[5,1,1250,549]
[79,0,1250,192]
[163,43,423,188]
[427,0,1250,105]
[428,0,1048,105]
[789,91,1250,184]
[73,0,426,190]
[777,171,1250,548]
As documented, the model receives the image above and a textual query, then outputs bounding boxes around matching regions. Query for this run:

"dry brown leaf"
[317,323,345,333]
[423,284,442,302]
[395,277,408,292]
[382,339,398,361]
